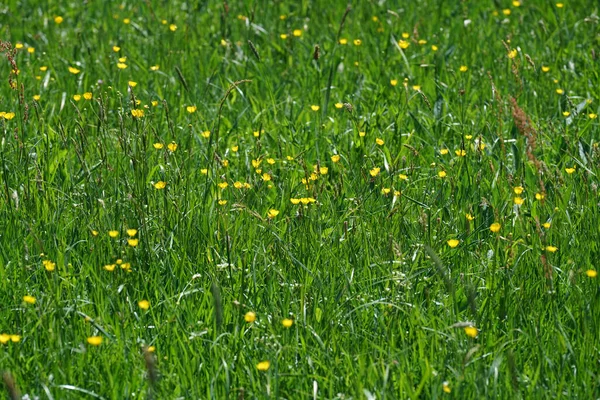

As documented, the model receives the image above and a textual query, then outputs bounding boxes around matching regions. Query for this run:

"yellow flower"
[87,336,103,346]
[282,318,293,328]
[418,39,427,45]
[244,311,256,323]
[31,95,40,102]
[465,213,474,221]
[381,188,391,195]
[412,85,421,91]
[40,66,48,71]
[535,193,545,200]
[82,92,92,100]
[231,145,239,152]
[123,18,131,24]
[334,102,343,109]
[73,94,82,102]
[117,63,128,69]
[401,32,409,39]
[565,167,576,174]
[169,24,177,31]
[0,334,10,344]
[186,105,197,113]
[168,142,178,152]
[455,149,466,157]
[447,239,460,248]
[513,0,521,6]
[290,198,300,205]
[310,105,320,111]
[127,229,138,237]
[131,109,144,118]
[280,33,288,40]
[464,326,478,338]
[542,222,551,229]
[218,182,228,189]
[319,166,328,175]
[104,264,116,271]
[353,39,362,46]
[459,65,468,72]
[267,209,280,219]
[556,89,564,95]
[542,66,550,72]
[27,47,35,54]
[398,40,410,49]
[128,238,139,247]
[42,259,56,271]
[586,270,597,278]
[113,46,120,52]
[513,197,524,205]
[438,171,447,178]
[10,335,21,343]
[200,169,208,175]
[503,9,511,15]
[153,143,164,149]
[431,45,439,51]
[562,111,570,117]
[513,186,524,195]
[508,49,517,59]
[376,138,385,146]
[589,113,598,119]
[23,295,36,304]
[68,66,80,74]
[369,167,380,177]
[256,361,270,371]
[443,381,451,393]
[359,131,366,137]
[262,173,272,181]
[54,16,64,24]
[138,300,150,310]
[398,174,408,181]
[556,3,564,8]
[108,230,119,238]
[390,79,398,87]
[218,199,227,206]
[150,65,160,71]
[339,38,348,45]
[440,149,449,155]
[293,29,302,37]
[490,223,501,233]
[545,246,558,253]
[201,130,210,138]
[154,181,167,189]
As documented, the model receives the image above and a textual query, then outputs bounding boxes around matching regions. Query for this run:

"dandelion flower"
[398,40,409,49]
[447,239,460,248]
[131,109,144,118]
[490,223,501,233]
[464,326,478,338]
[282,318,293,328]
[87,336,103,346]
[138,300,150,310]
[443,381,451,393]
[256,361,270,371]
[23,295,36,304]
[244,311,256,323]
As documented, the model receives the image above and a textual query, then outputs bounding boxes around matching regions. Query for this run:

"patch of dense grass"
[0,0,599,398]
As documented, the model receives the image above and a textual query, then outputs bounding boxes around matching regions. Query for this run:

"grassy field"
[1,0,599,398]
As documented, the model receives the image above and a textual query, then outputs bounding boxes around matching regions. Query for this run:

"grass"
[0,0,599,398]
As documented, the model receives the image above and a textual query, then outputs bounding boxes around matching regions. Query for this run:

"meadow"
[0,0,599,398]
